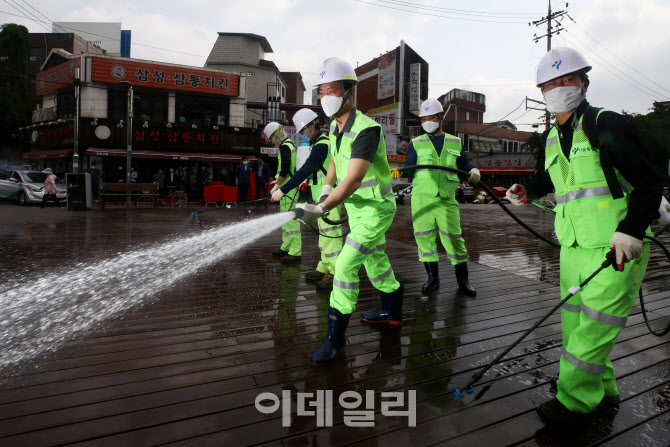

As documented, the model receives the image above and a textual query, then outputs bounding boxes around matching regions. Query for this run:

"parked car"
[0,170,66,205]
[456,182,474,203]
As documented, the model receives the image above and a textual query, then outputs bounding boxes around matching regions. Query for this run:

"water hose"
[529,200,670,339]
[455,250,617,398]
[397,165,561,248]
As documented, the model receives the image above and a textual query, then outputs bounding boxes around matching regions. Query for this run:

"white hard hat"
[292,108,318,132]
[315,57,358,86]
[536,47,592,87]
[43,168,53,174]
[419,98,444,117]
[263,122,280,140]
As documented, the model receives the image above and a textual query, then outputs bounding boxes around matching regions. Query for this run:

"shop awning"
[86,148,255,162]
[479,168,535,175]
[23,149,73,159]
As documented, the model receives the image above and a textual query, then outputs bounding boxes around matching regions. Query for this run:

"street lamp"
[118,81,133,208]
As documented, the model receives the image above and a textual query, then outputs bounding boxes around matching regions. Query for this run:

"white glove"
[270,183,279,194]
[657,196,670,226]
[610,231,643,272]
[468,168,481,184]
[506,184,528,206]
[271,188,285,203]
[318,185,333,203]
[295,202,325,224]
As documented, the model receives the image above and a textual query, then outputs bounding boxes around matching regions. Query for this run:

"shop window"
[56,91,74,120]
[108,89,127,121]
[134,90,168,123]
[176,94,229,126]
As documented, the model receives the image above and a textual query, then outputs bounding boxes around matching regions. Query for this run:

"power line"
[530,0,568,131]
[367,0,543,18]
[3,0,49,32]
[0,9,209,58]
[470,98,526,138]
[20,0,68,33]
[353,0,529,24]
[566,14,670,97]
[562,31,669,101]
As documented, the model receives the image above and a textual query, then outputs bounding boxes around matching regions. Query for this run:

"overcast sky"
[3,0,669,131]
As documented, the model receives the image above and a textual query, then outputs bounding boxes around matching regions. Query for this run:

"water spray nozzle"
[292,208,304,220]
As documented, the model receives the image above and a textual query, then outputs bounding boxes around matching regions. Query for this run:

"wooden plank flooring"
[0,202,668,446]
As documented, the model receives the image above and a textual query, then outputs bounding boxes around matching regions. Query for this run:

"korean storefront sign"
[408,63,421,113]
[36,59,81,95]
[133,129,220,145]
[367,102,400,136]
[471,140,502,152]
[91,57,239,96]
[377,50,396,100]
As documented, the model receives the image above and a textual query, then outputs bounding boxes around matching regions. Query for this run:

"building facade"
[28,33,105,93]
[52,22,131,57]
[24,54,258,194]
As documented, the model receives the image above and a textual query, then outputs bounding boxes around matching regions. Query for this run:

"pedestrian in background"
[197,165,210,201]
[255,157,269,200]
[236,156,252,204]
[153,168,165,197]
[40,168,59,208]
[89,162,101,201]
[165,168,177,196]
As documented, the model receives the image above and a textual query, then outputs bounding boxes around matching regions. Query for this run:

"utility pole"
[119,81,133,208]
[525,97,548,129]
[530,0,568,130]
[73,68,80,173]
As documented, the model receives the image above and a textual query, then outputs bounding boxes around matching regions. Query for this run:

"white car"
[0,170,66,205]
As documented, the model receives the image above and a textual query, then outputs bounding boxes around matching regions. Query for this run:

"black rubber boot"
[310,307,351,366]
[537,398,588,430]
[549,377,620,408]
[454,262,477,296]
[305,269,325,281]
[360,284,404,325]
[272,248,288,258]
[281,255,302,264]
[421,262,440,292]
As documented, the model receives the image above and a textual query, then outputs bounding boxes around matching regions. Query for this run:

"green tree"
[523,131,544,154]
[623,105,670,182]
[0,23,34,162]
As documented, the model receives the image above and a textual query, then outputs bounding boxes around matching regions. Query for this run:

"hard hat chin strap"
[332,86,354,119]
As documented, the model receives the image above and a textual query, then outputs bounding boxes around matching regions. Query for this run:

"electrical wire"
[3,0,49,32]
[468,98,526,138]
[20,0,68,33]
[365,0,544,18]
[353,0,529,24]
[562,30,670,101]
[0,9,208,59]
[566,14,670,97]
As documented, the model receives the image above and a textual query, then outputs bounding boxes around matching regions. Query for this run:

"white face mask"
[422,121,440,134]
[543,85,585,113]
[321,94,344,118]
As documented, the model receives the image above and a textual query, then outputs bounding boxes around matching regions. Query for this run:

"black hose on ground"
[397,164,561,248]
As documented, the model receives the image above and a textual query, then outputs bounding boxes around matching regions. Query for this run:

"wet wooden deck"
[1,202,669,446]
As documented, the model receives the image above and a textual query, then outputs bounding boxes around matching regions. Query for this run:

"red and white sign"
[261,147,279,157]
[91,57,240,97]
[36,59,81,95]
[377,50,396,100]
